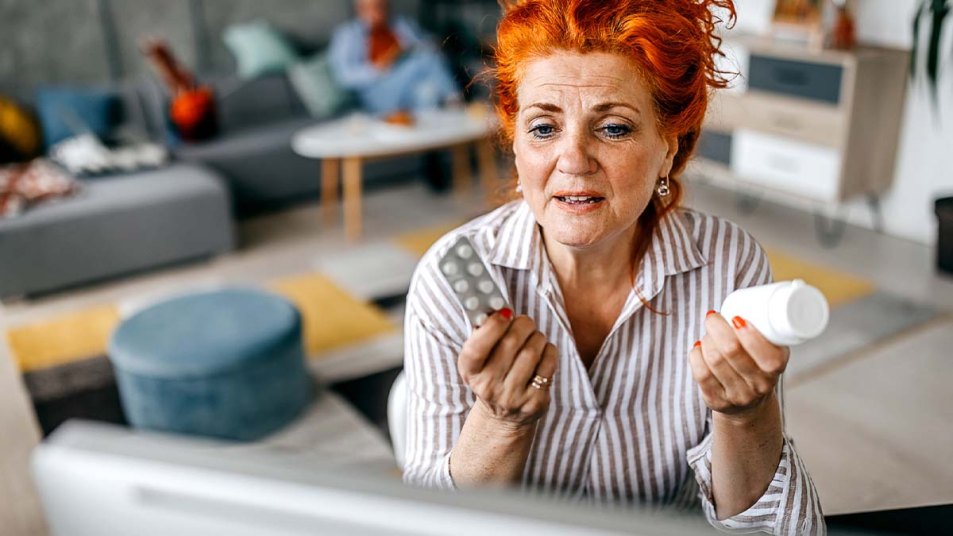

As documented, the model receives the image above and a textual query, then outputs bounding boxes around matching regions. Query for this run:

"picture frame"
[771,0,825,49]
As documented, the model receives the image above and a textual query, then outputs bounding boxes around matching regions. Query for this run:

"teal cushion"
[288,53,353,119]
[35,87,117,149]
[223,21,299,79]
[108,288,312,441]
[110,289,301,377]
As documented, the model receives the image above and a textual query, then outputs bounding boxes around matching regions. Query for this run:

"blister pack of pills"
[438,236,509,328]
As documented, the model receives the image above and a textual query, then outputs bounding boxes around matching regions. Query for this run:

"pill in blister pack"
[438,236,510,328]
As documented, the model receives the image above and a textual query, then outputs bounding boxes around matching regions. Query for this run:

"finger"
[528,343,558,394]
[729,316,789,377]
[702,312,770,393]
[483,315,537,383]
[458,308,514,378]
[502,331,548,394]
[704,311,761,374]
[699,332,753,404]
[537,343,558,379]
[688,342,725,402]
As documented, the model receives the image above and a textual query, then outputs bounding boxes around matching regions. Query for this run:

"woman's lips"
[553,195,605,214]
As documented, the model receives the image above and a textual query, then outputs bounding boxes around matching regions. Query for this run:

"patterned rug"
[3,221,939,434]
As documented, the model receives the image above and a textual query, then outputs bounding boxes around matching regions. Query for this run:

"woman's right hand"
[457,308,558,430]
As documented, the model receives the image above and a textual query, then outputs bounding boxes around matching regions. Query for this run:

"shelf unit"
[689,33,909,244]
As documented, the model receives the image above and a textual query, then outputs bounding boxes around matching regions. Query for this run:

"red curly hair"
[491,0,736,307]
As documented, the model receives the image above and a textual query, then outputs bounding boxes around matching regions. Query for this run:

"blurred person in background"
[328,0,461,115]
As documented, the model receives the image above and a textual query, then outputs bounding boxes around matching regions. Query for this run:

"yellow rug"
[6,275,396,375]
[7,305,120,373]
[764,248,875,308]
[269,274,396,355]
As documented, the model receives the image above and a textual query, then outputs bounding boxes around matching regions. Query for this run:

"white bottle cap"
[768,279,829,343]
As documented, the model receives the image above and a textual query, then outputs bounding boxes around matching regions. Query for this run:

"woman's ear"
[660,134,679,178]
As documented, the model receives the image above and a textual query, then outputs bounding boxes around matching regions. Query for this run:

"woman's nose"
[556,130,597,177]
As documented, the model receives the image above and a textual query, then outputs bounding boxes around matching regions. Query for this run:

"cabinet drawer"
[731,129,841,202]
[698,130,733,166]
[719,91,845,148]
[748,55,843,105]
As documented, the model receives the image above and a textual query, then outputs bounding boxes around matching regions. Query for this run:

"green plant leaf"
[912,0,927,79]
[926,1,951,103]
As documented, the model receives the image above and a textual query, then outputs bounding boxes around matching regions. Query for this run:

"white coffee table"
[292,106,499,240]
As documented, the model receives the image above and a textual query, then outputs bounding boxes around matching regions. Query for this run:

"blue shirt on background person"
[327,5,460,115]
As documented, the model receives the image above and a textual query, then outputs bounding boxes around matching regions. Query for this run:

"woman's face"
[513,51,677,250]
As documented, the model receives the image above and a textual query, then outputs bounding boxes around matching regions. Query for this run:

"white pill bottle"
[720,279,830,346]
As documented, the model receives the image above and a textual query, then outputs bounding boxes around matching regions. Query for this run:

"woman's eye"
[528,124,556,139]
[600,124,632,139]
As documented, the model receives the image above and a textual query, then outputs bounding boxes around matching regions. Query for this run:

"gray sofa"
[0,163,234,299]
[169,73,426,216]
[0,72,430,299]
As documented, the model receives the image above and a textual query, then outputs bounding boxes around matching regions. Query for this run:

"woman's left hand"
[688,311,789,419]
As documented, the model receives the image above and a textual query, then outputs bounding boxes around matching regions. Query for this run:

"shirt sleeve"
[401,258,474,490]
[686,231,826,534]
[393,16,426,50]
[686,398,826,534]
[327,22,381,90]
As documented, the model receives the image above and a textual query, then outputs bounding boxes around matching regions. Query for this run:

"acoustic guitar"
[141,39,217,141]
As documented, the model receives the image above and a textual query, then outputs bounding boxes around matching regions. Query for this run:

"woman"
[402,0,824,533]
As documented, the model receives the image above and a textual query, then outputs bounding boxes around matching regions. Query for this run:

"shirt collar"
[487,201,708,298]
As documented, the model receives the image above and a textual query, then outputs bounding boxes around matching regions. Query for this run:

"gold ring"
[530,374,551,390]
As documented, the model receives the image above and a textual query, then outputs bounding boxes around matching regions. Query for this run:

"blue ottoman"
[108,288,312,441]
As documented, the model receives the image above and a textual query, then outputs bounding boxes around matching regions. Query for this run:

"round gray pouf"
[108,288,312,441]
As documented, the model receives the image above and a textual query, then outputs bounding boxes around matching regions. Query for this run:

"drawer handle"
[766,154,800,173]
[771,114,802,132]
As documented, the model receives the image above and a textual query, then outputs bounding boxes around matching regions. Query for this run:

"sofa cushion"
[288,53,354,120]
[176,117,315,162]
[211,74,306,134]
[35,87,118,148]
[223,21,299,79]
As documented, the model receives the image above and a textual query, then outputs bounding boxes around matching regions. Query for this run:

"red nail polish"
[732,316,746,329]
[693,340,701,348]
[499,308,513,320]
[706,310,717,317]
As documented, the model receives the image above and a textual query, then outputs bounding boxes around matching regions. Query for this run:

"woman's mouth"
[553,194,605,213]
[554,195,604,205]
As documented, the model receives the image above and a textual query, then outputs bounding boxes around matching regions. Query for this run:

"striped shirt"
[403,201,825,535]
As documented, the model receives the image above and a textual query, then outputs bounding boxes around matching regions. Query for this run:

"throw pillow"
[223,21,299,79]
[35,88,118,149]
[0,95,41,162]
[0,159,79,218]
[287,53,354,120]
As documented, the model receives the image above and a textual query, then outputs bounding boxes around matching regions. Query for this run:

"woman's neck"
[542,224,639,295]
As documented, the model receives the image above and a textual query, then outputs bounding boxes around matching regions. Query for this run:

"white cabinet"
[732,129,842,202]
[692,33,909,214]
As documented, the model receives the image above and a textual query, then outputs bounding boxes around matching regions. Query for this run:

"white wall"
[731,0,953,245]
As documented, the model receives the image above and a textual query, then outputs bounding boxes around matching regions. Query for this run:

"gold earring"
[656,176,670,197]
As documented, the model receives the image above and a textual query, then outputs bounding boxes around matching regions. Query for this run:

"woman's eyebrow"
[524,102,562,113]
[592,102,640,114]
